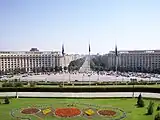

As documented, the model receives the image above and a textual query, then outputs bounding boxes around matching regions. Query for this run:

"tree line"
[1,54,160,75]
[0,66,68,75]
[68,55,160,74]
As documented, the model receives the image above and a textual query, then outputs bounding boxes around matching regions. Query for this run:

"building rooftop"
[109,50,160,54]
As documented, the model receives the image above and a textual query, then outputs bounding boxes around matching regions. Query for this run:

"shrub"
[147,101,154,115]
[14,79,18,82]
[30,82,36,87]
[4,97,10,104]
[157,105,160,111]
[14,82,23,87]
[137,94,145,107]
[155,113,160,120]
[138,99,145,107]
[137,94,142,104]
[2,83,13,87]
[59,84,63,88]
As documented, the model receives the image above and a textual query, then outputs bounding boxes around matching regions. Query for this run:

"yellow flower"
[85,109,95,116]
[42,108,51,115]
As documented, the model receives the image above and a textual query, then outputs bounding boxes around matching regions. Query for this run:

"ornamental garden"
[11,102,126,120]
[1,97,160,120]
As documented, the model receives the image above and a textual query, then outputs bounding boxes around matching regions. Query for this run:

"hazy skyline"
[0,0,160,54]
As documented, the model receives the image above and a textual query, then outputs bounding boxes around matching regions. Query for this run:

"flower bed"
[42,108,52,115]
[85,109,95,116]
[55,107,81,117]
[21,108,40,114]
[98,110,116,116]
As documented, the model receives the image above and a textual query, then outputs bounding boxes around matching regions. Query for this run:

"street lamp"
[97,71,100,81]
[132,81,135,98]
[132,78,137,98]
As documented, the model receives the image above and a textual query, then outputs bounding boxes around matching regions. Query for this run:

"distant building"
[30,48,39,51]
[0,49,83,72]
[0,50,59,72]
[107,50,160,72]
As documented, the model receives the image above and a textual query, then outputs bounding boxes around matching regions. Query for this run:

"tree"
[42,66,45,72]
[2,83,13,87]
[30,82,36,87]
[46,67,50,72]
[90,56,106,71]
[48,67,54,72]
[137,94,145,107]
[20,68,26,73]
[7,69,12,74]
[64,66,68,71]
[4,97,10,104]
[32,68,36,73]
[0,70,3,75]
[137,94,142,104]
[155,113,160,120]
[157,105,160,111]
[14,82,23,87]
[13,68,21,74]
[68,66,71,73]
[59,66,62,71]
[68,57,85,71]
[147,101,154,115]
[54,66,59,72]
[37,67,42,73]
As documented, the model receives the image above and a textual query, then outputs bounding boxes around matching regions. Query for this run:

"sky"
[0,0,160,54]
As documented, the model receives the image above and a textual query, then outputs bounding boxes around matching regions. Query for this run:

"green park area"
[35,84,160,88]
[1,97,160,120]
[1,80,160,88]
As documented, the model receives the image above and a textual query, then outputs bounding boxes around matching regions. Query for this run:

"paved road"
[1,73,160,82]
[0,92,160,98]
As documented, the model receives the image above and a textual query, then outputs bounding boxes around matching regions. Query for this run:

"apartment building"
[0,48,83,72]
[107,50,160,72]
[0,49,60,72]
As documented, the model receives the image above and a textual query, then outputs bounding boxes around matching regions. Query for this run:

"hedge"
[32,82,159,86]
[1,80,160,86]
[1,87,160,93]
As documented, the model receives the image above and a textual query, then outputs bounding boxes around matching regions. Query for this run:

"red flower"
[55,107,81,117]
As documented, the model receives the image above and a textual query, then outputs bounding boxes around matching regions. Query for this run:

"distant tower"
[88,43,91,73]
[115,44,118,73]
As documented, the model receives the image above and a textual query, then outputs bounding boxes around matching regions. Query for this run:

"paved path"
[0,92,160,98]
[2,73,159,82]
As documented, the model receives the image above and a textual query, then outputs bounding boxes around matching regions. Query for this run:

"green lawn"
[33,84,160,88]
[0,98,160,120]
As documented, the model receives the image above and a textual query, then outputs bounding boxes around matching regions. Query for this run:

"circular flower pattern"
[55,107,81,117]
[98,110,117,116]
[21,108,40,114]
[11,103,126,120]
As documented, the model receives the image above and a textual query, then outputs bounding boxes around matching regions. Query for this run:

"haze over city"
[0,0,160,54]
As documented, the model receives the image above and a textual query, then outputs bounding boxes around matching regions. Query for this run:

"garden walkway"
[0,92,159,98]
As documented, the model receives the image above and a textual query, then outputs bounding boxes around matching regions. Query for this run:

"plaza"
[1,73,159,82]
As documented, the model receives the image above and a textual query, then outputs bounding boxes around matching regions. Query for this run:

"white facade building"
[0,49,83,72]
[0,50,60,72]
[107,50,160,72]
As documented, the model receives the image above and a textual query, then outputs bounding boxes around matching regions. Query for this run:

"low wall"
[0,92,159,98]
[1,87,160,93]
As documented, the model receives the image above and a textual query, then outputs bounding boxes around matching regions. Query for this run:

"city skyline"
[1,0,160,54]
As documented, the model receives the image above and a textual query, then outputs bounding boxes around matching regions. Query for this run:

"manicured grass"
[34,84,160,88]
[0,98,160,120]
